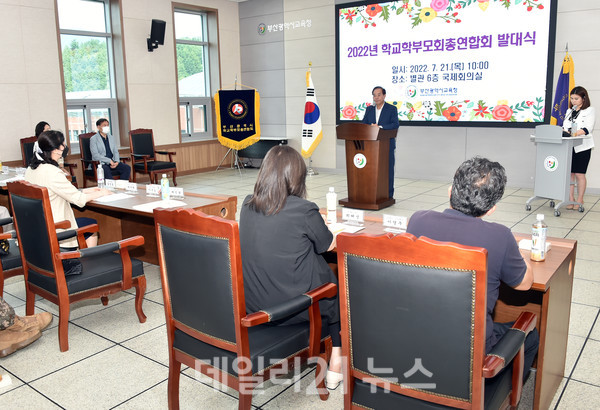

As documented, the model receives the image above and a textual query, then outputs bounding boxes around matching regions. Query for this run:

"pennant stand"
[215,75,261,176]
[216,148,244,176]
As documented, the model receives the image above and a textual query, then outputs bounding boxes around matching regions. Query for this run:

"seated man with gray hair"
[406,156,539,389]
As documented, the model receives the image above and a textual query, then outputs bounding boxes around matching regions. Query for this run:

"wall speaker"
[147,19,166,52]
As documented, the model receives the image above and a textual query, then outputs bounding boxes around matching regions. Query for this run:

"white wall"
[283,0,336,164]
[1,0,242,161]
[122,0,241,145]
[0,0,66,163]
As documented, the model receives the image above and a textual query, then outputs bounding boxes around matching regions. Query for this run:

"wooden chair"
[0,217,23,297]
[336,232,537,410]
[21,136,78,187]
[129,128,177,185]
[78,132,99,188]
[78,132,130,188]
[154,208,335,409]
[7,180,147,352]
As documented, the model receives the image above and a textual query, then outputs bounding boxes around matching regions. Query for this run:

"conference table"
[331,214,575,410]
[0,168,25,210]
[73,189,237,264]
[2,170,575,408]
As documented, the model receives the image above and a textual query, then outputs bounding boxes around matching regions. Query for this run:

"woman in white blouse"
[562,86,595,209]
[25,130,111,248]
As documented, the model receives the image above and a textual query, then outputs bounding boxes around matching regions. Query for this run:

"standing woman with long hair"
[25,130,111,248]
[239,145,343,389]
[563,86,596,208]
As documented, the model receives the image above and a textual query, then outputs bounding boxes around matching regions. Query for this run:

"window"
[175,10,213,141]
[58,0,118,147]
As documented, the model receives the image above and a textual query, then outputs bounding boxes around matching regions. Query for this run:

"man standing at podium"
[362,86,399,198]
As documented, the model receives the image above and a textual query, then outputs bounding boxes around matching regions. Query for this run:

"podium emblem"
[353,153,367,169]
[543,156,558,172]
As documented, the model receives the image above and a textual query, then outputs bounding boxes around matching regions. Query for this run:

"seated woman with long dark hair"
[25,130,111,248]
[31,121,51,159]
[239,145,343,389]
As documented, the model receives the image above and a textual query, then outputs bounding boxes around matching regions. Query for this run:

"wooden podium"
[336,122,396,210]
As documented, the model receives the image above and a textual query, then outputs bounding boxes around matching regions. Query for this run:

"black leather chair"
[20,136,37,168]
[154,208,335,409]
[129,128,177,185]
[0,217,22,296]
[336,232,537,410]
[21,136,78,187]
[78,132,99,188]
[7,180,147,352]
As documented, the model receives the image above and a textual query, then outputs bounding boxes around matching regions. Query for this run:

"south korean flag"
[301,70,323,158]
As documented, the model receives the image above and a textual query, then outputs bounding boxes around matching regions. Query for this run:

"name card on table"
[115,179,128,189]
[126,182,138,194]
[169,187,184,200]
[383,214,407,233]
[146,184,161,197]
[105,179,116,190]
[342,208,364,226]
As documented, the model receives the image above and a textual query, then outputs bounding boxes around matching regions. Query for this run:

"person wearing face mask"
[32,122,72,179]
[362,86,400,199]
[90,118,131,181]
[25,130,112,248]
[562,86,595,209]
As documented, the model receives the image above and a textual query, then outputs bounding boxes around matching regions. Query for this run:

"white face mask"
[102,126,110,134]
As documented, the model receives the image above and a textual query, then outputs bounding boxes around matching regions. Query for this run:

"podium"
[336,123,396,210]
[526,125,586,216]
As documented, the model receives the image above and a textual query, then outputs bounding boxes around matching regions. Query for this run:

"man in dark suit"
[362,86,399,198]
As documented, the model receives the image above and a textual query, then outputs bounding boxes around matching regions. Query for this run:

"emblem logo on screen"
[544,156,558,172]
[228,100,248,120]
[406,86,417,98]
[353,153,367,169]
[258,23,266,35]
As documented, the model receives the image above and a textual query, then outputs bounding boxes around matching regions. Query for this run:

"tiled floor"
[1,168,599,409]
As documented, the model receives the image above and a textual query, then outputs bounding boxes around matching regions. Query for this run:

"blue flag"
[214,89,261,150]
[550,54,575,126]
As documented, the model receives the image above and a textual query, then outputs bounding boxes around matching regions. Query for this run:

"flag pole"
[305,62,319,176]
[307,156,318,176]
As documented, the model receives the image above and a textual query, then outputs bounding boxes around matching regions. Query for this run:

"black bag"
[0,239,9,256]
[62,258,83,276]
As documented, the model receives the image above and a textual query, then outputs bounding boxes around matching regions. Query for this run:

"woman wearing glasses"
[25,130,111,248]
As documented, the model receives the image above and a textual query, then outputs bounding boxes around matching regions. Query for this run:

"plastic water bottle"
[161,174,170,200]
[326,187,337,224]
[97,164,104,188]
[531,214,547,262]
